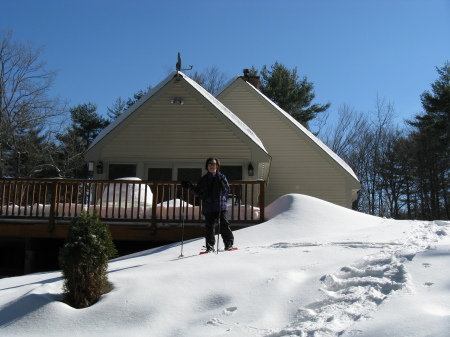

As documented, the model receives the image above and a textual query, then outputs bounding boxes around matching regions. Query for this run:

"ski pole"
[179,185,185,257]
[216,188,222,254]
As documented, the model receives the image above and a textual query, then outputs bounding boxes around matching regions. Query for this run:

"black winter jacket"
[188,171,230,214]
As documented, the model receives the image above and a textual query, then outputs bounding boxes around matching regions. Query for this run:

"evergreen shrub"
[59,211,117,308]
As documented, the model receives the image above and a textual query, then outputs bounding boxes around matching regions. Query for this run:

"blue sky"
[2,0,449,127]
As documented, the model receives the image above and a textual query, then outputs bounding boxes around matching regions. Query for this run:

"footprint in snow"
[206,318,226,326]
[269,242,321,249]
[270,252,409,337]
[202,294,231,310]
[223,306,237,315]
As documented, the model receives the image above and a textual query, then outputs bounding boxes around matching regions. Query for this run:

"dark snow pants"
[204,211,234,249]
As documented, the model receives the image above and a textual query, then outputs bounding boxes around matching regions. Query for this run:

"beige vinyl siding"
[100,81,252,161]
[219,83,351,207]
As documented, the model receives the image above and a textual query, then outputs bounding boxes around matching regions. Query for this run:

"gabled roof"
[181,73,267,153]
[87,72,268,155]
[87,72,174,152]
[216,76,359,183]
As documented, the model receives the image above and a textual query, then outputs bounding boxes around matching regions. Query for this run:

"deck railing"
[0,178,265,231]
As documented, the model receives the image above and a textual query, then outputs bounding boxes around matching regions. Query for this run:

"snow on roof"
[217,76,359,182]
[87,72,267,154]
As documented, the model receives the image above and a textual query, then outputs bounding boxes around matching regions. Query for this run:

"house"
[216,74,360,208]
[85,70,359,209]
[85,71,271,185]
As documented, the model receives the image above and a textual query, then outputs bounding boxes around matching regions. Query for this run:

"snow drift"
[0,194,449,337]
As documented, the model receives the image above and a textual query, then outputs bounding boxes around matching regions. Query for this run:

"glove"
[181,181,191,188]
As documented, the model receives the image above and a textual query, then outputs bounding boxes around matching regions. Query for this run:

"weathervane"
[176,52,193,80]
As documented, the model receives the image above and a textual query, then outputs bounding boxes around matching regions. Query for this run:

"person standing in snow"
[182,157,234,253]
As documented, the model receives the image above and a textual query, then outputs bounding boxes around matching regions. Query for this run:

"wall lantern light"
[88,161,94,178]
[96,161,104,174]
[171,97,184,105]
[248,162,254,177]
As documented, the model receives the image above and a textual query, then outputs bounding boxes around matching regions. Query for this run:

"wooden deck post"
[259,181,265,222]
[24,238,35,274]
[151,182,157,234]
[48,181,57,232]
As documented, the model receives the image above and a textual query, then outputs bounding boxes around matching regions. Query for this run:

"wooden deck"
[0,178,265,242]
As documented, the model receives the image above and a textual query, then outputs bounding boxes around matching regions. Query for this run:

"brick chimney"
[241,68,260,89]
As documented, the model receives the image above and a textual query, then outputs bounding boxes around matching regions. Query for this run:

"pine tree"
[56,103,108,178]
[417,62,450,149]
[59,211,117,309]
[408,62,450,219]
[107,88,150,121]
[259,62,330,127]
[69,103,109,149]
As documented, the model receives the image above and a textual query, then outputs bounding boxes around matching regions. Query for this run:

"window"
[148,168,172,181]
[177,168,202,182]
[147,168,173,203]
[108,164,136,180]
[220,166,242,181]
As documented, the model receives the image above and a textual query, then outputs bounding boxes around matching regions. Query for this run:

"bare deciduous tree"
[317,97,398,215]
[190,66,228,94]
[0,29,66,177]
[366,95,397,215]
[318,104,369,159]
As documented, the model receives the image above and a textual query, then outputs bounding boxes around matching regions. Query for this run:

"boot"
[224,240,234,251]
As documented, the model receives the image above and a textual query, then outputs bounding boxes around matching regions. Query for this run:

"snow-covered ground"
[1,194,449,337]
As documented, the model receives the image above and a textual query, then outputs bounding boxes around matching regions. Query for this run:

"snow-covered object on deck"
[100,177,153,207]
